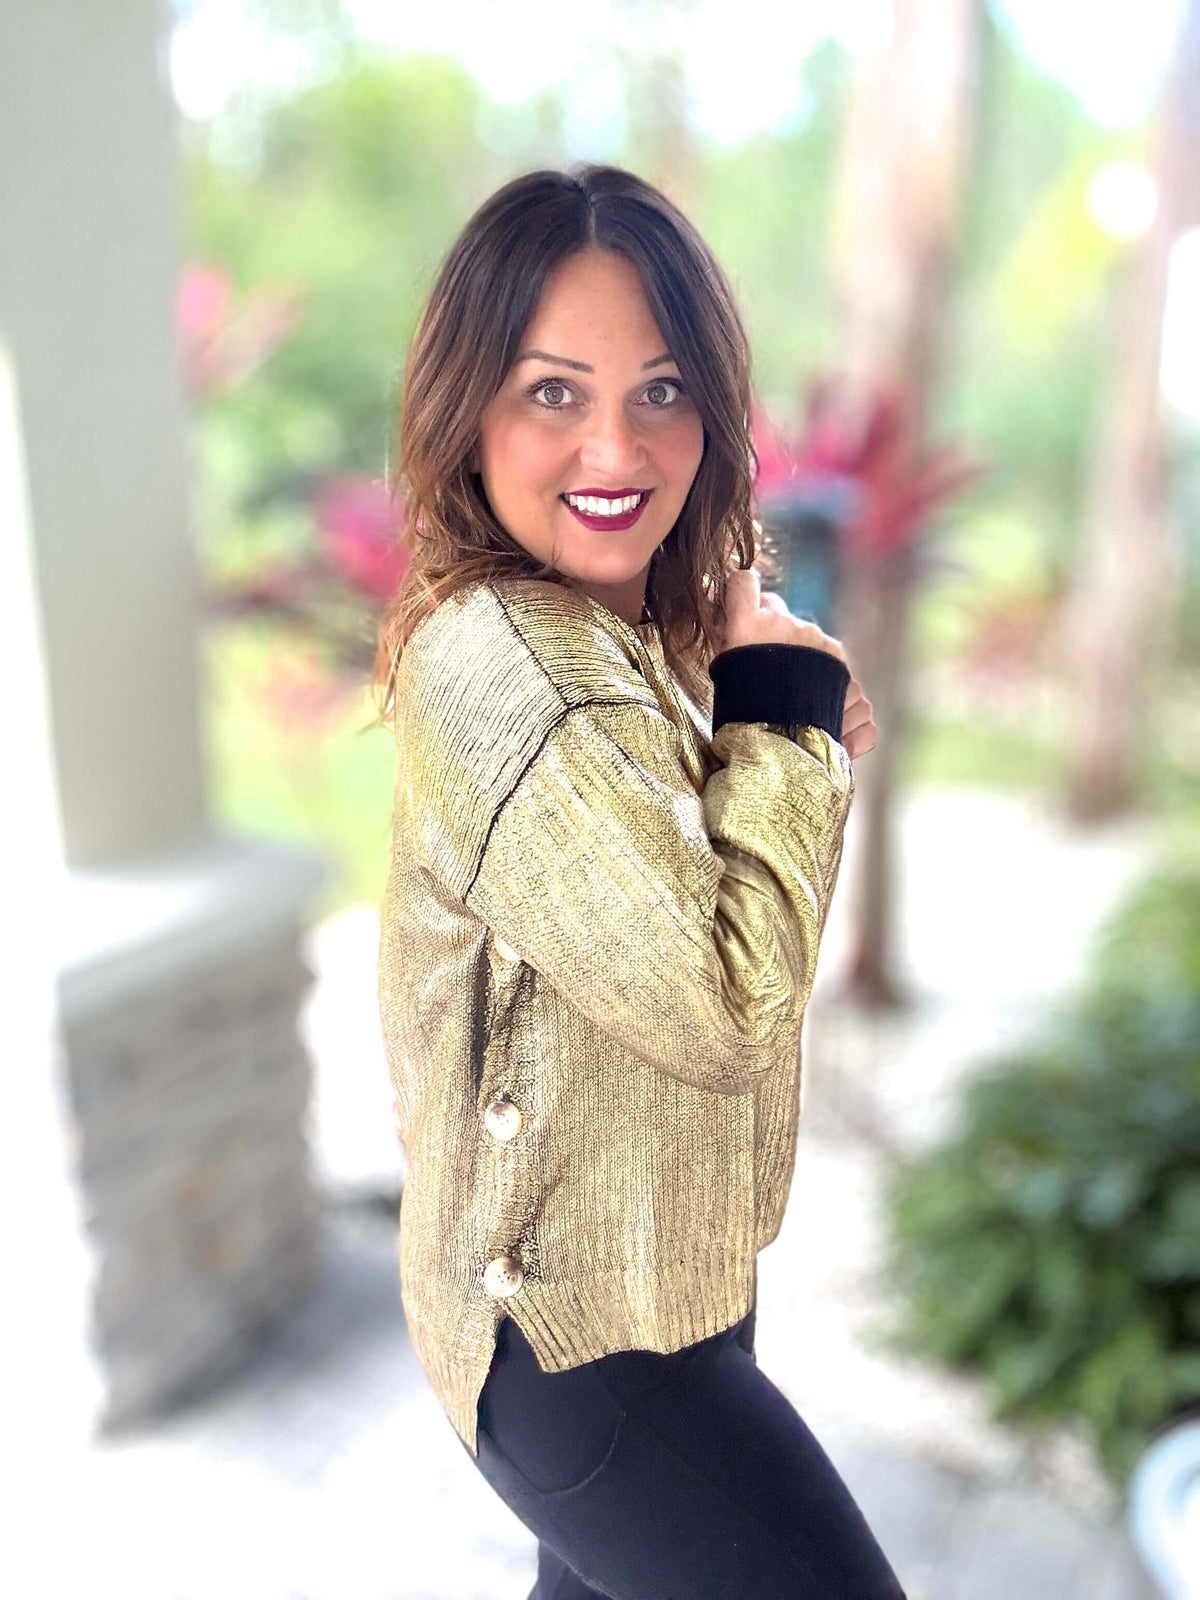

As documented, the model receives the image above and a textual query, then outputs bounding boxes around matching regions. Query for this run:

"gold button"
[484,1097,523,1141]
[493,933,521,963]
[483,1254,525,1298]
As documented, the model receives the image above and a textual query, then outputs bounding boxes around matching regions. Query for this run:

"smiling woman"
[471,248,706,623]
[374,164,894,1600]
[373,164,770,715]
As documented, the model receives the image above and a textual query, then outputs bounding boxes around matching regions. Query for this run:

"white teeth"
[565,492,645,516]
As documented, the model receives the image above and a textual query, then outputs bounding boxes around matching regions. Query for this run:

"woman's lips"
[560,489,653,532]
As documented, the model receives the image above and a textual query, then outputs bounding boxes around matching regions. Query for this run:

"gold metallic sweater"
[378,576,855,1455]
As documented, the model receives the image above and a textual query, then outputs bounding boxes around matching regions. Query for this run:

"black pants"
[465,1304,907,1599]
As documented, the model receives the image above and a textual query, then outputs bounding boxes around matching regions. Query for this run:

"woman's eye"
[643,379,684,407]
[525,376,685,411]
[531,380,573,409]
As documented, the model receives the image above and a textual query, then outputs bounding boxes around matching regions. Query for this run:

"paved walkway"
[68,784,1168,1599]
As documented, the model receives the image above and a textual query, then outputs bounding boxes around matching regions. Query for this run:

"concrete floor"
[65,783,1170,1599]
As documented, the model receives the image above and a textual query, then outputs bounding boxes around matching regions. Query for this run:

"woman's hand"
[718,567,877,760]
[839,672,877,761]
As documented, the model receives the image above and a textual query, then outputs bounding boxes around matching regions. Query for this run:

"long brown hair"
[372,162,760,718]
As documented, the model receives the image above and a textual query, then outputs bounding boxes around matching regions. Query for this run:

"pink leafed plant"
[177,261,308,398]
[313,475,408,602]
[751,376,986,562]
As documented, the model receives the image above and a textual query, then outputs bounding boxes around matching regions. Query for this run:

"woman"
[375,163,901,1600]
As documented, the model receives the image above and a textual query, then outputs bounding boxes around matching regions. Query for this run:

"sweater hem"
[412,1245,759,1458]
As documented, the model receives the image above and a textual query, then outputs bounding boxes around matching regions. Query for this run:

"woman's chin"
[557,531,661,578]
[558,554,652,589]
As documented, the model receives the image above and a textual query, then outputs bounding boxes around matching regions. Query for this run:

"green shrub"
[878,864,1200,1493]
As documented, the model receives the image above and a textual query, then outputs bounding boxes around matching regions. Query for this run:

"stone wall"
[58,843,325,1432]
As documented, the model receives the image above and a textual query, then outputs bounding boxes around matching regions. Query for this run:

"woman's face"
[475,247,705,624]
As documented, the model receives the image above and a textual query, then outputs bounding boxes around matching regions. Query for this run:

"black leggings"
[465,1304,907,1599]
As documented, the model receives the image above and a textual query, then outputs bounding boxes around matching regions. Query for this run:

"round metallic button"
[492,934,521,963]
[483,1254,525,1298]
[484,1097,523,1141]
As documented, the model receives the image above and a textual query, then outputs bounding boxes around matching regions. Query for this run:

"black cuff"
[708,643,850,742]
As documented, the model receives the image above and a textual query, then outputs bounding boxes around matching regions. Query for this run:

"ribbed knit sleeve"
[708,643,850,741]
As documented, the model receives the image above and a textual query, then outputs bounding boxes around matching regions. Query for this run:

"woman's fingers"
[842,696,874,735]
[825,654,875,758]
[733,618,874,752]
[841,683,877,759]
[841,677,871,731]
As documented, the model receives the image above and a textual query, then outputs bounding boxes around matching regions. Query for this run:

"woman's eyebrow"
[514,349,675,372]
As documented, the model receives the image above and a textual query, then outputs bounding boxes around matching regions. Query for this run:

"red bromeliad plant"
[314,475,408,607]
[751,374,985,567]
[205,471,408,680]
[753,378,1061,699]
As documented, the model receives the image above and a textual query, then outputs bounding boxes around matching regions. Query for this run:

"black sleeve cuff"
[708,643,850,742]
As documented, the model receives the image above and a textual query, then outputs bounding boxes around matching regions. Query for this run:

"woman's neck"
[565,573,651,630]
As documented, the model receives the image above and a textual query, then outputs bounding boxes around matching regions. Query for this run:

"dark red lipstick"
[560,487,653,532]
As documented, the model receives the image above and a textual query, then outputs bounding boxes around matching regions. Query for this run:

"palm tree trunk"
[828,0,986,1006]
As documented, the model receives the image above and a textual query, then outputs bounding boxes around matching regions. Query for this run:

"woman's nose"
[577,400,646,477]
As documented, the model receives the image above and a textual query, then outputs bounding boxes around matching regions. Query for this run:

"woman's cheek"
[507,419,566,494]
[657,413,705,485]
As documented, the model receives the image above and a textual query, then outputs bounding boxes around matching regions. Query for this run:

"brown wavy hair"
[372,161,762,720]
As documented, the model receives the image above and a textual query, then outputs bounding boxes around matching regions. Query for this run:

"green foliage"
[185,16,1197,911]
[879,864,1200,1495]
[204,625,394,915]
[691,39,849,417]
[901,711,1063,793]
[184,48,498,536]
[938,11,1145,584]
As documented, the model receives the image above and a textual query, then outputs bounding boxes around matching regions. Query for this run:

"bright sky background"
[170,0,1188,142]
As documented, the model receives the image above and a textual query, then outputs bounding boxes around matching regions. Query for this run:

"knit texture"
[709,642,851,741]
[378,576,856,1455]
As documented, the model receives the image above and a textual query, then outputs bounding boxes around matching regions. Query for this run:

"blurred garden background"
[178,0,1200,919]
[8,0,1199,1594]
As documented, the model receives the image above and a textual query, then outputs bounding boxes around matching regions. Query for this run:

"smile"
[560,489,653,530]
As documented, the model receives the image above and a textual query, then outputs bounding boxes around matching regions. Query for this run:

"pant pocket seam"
[481,1403,630,1500]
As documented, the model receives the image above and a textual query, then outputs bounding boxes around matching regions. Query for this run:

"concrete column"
[0,0,326,1438]
[2,0,207,867]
